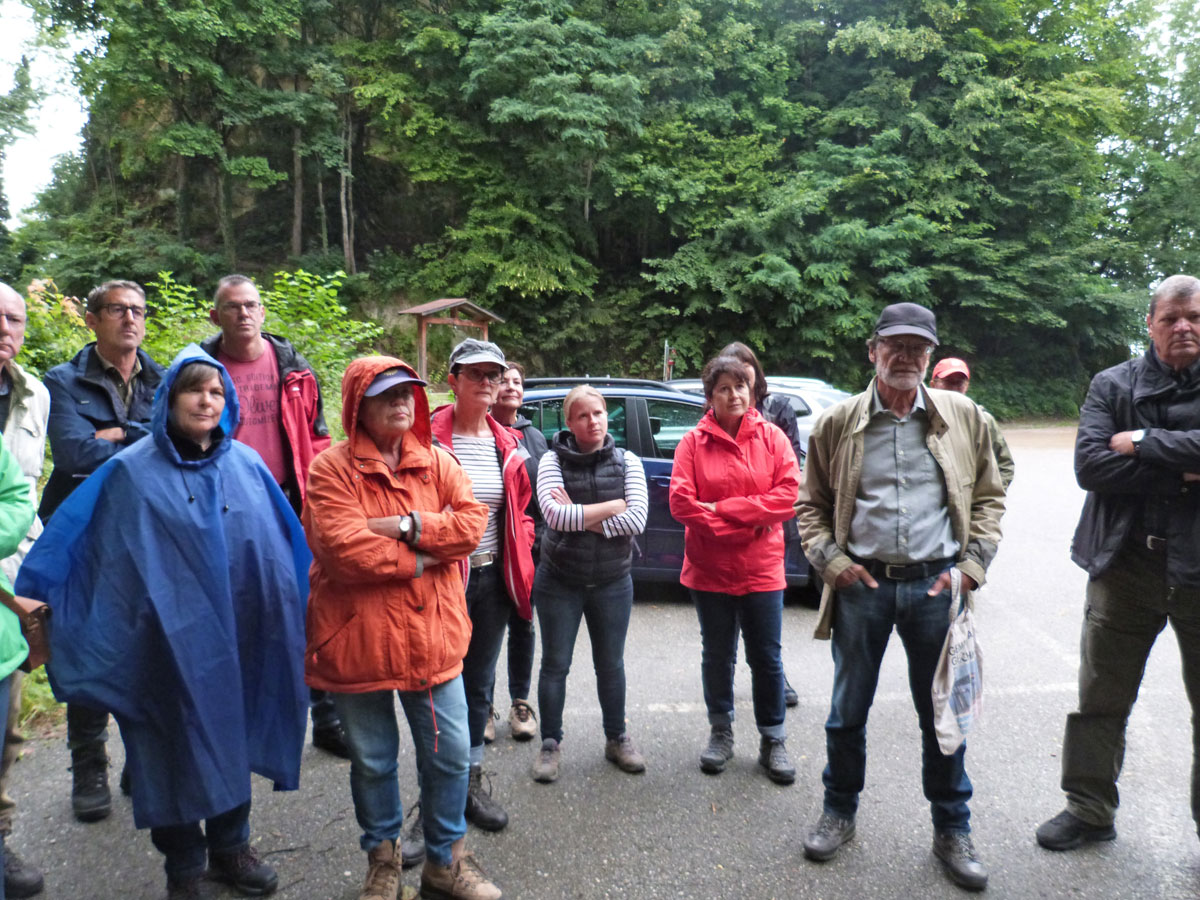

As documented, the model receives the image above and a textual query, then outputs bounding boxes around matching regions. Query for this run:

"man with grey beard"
[795,302,1006,891]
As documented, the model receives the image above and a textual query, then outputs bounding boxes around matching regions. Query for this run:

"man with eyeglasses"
[796,302,1006,891]
[199,274,344,759]
[40,279,165,825]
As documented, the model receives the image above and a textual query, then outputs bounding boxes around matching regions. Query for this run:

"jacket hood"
[151,344,239,467]
[341,356,431,451]
[550,430,615,465]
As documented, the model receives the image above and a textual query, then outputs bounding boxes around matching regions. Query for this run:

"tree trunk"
[291,127,303,257]
[316,163,329,254]
[339,109,356,274]
[216,163,237,270]
[176,156,189,242]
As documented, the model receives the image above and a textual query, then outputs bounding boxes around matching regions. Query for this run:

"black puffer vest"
[542,431,631,586]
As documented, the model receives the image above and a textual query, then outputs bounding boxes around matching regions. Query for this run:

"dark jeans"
[535,568,633,743]
[461,565,513,755]
[691,589,785,739]
[823,572,972,832]
[310,688,339,729]
[1062,541,1200,827]
[506,597,536,703]
[66,702,109,752]
[150,800,250,883]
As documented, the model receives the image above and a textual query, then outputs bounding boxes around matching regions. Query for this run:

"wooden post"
[417,316,428,382]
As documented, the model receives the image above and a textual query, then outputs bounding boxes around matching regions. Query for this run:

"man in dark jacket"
[200,274,346,758]
[41,279,164,824]
[1036,274,1200,852]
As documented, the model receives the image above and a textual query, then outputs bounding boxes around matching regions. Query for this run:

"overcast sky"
[0,0,87,228]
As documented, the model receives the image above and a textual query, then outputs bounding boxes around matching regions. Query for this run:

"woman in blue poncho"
[17,345,311,900]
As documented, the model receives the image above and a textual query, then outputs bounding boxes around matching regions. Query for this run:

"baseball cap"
[365,367,427,397]
[874,302,939,345]
[932,358,971,381]
[448,338,506,371]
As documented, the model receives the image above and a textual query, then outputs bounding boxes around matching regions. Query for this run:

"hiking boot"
[507,700,537,742]
[360,839,402,900]
[699,725,734,774]
[1035,809,1116,851]
[400,802,426,868]
[933,831,988,891]
[531,739,561,783]
[604,734,646,774]
[464,765,508,831]
[70,746,111,823]
[757,736,796,785]
[4,848,44,898]
[803,812,856,861]
[209,844,278,896]
[313,722,351,759]
[783,675,799,708]
[419,838,501,900]
[483,707,497,744]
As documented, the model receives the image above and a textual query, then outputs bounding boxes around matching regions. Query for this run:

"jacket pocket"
[309,611,375,684]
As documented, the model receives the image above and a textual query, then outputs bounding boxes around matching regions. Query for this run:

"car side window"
[645,399,704,459]
[532,397,628,449]
[784,394,812,417]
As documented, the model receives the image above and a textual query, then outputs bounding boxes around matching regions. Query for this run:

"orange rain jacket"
[302,357,487,693]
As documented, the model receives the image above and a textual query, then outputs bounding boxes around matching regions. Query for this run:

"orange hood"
[340,356,432,453]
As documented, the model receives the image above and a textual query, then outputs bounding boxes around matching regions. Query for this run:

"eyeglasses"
[98,303,147,320]
[457,368,503,384]
[218,301,261,314]
[880,338,934,358]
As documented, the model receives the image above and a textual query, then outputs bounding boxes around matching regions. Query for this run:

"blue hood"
[151,344,240,466]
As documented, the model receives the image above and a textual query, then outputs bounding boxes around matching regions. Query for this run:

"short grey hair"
[86,280,145,314]
[1149,275,1200,319]
[213,274,260,307]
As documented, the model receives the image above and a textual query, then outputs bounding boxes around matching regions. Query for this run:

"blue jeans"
[535,568,633,743]
[506,596,536,703]
[150,801,250,882]
[461,566,513,757]
[691,589,785,739]
[332,677,470,867]
[823,573,972,832]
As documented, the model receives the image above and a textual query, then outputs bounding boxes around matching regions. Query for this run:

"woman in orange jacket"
[303,356,500,900]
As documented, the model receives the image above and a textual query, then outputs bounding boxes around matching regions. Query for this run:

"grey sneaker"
[1035,809,1116,851]
[699,725,734,774]
[532,738,561,783]
[803,812,856,861]
[757,736,796,785]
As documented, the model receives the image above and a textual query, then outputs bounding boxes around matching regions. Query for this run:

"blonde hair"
[562,385,606,423]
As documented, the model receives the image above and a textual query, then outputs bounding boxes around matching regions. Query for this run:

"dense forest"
[3,0,1199,415]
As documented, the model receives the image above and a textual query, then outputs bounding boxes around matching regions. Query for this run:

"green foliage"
[18,666,64,734]
[18,279,91,378]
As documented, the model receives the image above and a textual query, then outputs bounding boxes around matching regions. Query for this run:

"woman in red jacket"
[303,356,499,900]
[669,355,801,785]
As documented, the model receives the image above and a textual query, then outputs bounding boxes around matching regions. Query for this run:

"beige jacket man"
[796,379,1006,639]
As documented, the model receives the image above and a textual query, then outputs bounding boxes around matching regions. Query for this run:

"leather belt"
[469,551,498,569]
[849,554,955,582]
[1132,532,1166,552]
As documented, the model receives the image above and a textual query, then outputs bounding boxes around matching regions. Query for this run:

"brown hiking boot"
[419,838,501,900]
[483,707,497,744]
[360,839,402,900]
[604,734,646,774]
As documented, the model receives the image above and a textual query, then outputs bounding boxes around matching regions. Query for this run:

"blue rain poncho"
[17,345,310,829]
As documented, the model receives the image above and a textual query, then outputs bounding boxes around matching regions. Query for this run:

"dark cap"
[874,302,938,345]
[448,338,506,371]
[365,368,427,397]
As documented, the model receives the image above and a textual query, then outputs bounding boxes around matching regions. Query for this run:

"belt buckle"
[1146,535,1166,551]
[884,563,906,580]
[470,551,495,569]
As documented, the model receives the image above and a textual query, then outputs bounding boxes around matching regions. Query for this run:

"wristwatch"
[398,516,413,542]
[1131,429,1146,454]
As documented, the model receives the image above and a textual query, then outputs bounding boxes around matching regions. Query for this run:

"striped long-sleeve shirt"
[537,448,648,538]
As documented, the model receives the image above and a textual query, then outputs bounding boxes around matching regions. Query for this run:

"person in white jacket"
[0,281,48,898]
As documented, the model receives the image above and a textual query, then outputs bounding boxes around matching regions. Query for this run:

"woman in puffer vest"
[529,386,649,784]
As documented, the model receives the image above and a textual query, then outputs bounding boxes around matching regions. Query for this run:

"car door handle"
[650,475,672,487]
